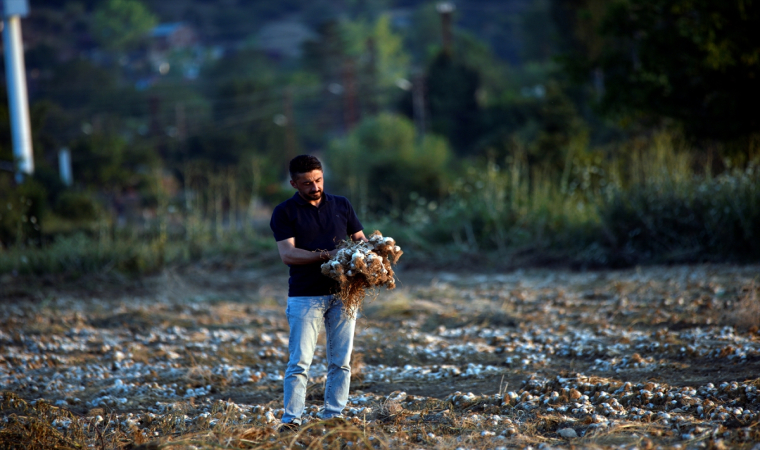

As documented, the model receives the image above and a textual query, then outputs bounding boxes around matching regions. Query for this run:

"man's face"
[290,169,324,202]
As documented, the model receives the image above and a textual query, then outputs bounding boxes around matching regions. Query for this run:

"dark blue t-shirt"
[270,192,363,297]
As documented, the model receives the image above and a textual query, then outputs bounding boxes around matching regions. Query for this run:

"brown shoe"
[276,422,300,434]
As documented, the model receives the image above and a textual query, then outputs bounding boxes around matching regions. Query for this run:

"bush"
[0,227,278,277]
[371,131,760,268]
[601,164,760,264]
[54,191,101,222]
[417,154,598,254]
[0,178,47,248]
[0,232,158,276]
[326,113,452,214]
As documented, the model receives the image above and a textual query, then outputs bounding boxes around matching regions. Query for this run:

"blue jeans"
[282,295,356,424]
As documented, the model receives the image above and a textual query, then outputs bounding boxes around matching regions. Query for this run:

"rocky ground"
[1,263,759,449]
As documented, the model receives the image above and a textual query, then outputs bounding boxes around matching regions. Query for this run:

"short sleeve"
[270,204,295,242]
[345,198,363,235]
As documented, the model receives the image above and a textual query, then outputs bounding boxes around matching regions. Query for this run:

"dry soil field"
[1,263,760,449]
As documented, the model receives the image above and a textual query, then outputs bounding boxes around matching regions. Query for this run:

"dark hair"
[289,155,323,179]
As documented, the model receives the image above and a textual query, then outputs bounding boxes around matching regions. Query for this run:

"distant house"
[151,23,197,52]
[388,8,412,28]
[254,19,315,59]
[146,23,201,79]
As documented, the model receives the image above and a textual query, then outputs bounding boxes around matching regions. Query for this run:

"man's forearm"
[281,247,332,265]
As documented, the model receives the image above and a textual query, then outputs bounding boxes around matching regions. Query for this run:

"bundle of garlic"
[321,230,403,315]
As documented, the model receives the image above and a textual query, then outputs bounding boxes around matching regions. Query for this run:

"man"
[269,155,367,431]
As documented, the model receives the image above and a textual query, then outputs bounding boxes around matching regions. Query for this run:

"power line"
[34,75,410,120]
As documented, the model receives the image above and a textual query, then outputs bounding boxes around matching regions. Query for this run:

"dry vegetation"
[1,263,759,449]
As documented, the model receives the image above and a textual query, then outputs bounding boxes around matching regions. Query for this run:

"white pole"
[2,14,33,182]
[59,147,72,186]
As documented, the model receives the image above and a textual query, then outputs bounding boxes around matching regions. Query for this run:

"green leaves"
[558,0,760,139]
[326,113,451,213]
[91,0,157,52]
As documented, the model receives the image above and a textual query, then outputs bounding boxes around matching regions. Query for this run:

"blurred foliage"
[341,14,410,91]
[0,229,276,276]
[1,0,759,273]
[91,0,158,52]
[374,131,760,266]
[190,48,293,167]
[301,14,411,139]
[70,132,159,191]
[326,113,450,214]
[598,135,760,264]
[0,177,46,249]
[553,0,760,140]
[425,52,482,154]
[54,191,101,222]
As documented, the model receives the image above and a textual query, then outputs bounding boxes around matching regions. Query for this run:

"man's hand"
[351,230,368,242]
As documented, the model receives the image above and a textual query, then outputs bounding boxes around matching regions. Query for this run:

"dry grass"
[1,393,87,450]
[128,418,390,450]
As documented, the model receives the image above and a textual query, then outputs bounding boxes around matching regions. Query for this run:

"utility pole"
[1,0,33,183]
[364,37,378,115]
[342,58,359,131]
[437,2,455,57]
[175,102,186,161]
[283,87,298,160]
[412,70,426,139]
[149,96,161,135]
[175,102,186,142]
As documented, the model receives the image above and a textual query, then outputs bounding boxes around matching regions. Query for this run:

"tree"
[342,14,410,90]
[555,0,760,140]
[193,48,291,167]
[327,114,451,213]
[91,0,157,52]
[301,15,410,125]
[425,52,482,155]
[399,23,514,156]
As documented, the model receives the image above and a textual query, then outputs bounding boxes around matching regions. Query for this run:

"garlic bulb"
[320,230,403,315]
